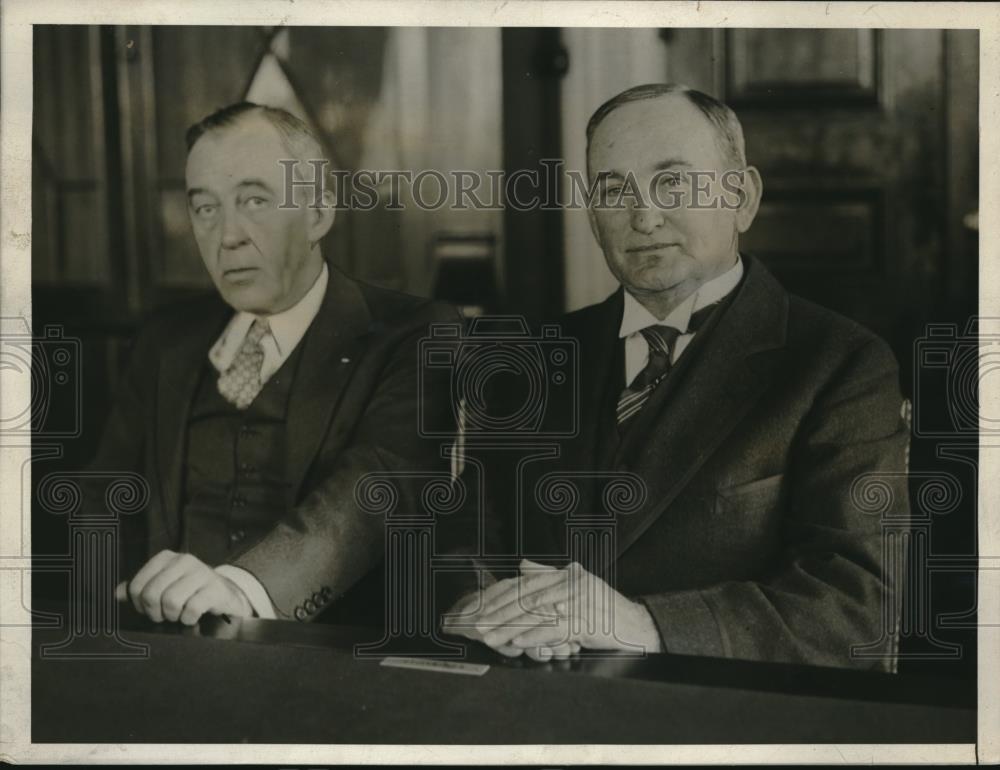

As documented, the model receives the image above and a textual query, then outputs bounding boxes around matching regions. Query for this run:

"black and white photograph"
[1,0,997,763]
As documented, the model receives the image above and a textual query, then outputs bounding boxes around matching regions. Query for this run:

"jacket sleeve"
[75,323,159,581]
[639,336,910,670]
[231,305,461,621]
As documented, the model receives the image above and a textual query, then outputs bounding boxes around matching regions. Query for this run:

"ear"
[306,187,336,244]
[735,165,763,234]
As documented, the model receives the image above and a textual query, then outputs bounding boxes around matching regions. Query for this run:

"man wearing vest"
[98,102,457,625]
[444,84,910,670]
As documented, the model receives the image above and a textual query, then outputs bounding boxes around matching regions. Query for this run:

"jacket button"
[229,529,245,544]
[233,496,246,508]
[294,606,307,621]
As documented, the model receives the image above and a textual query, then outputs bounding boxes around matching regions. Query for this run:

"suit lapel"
[613,256,789,558]
[286,265,373,500]
[562,289,623,472]
[156,303,230,543]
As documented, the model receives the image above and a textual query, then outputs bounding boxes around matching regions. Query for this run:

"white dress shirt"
[620,257,744,386]
[211,263,329,620]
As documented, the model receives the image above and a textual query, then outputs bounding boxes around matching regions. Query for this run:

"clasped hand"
[115,549,252,625]
[443,559,662,661]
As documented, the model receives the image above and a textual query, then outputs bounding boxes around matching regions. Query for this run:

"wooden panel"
[145,27,268,289]
[742,189,883,275]
[152,26,267,182]
[31,26,110,287]
[664,28,948,349]
[723,29,880,105]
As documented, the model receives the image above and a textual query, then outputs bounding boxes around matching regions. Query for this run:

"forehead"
[185,117,288,189]
[588,94,725,170]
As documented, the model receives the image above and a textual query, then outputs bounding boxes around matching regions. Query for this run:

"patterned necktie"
[616,301,720,427]
[217,318,270,410]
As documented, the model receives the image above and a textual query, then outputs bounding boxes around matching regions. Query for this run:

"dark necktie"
[616,301,719,427]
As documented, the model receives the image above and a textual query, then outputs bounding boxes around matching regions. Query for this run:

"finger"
[160,570,212,623]
[477,580,581,645]
[472,571,569,631]
[509,620,574,649]
[179,584,217,626]
[543,642,577,660]
[490,641,525,658]
[524,642,574,662]
[481,564,565,614]
[115,581,128,603]
[139,554,206,623]
[127,550,179,616]
[442,588,491,627]
[472,576,524,614]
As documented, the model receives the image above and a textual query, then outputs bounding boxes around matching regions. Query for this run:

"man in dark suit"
[444,84,909,670]
[95,102,455,625]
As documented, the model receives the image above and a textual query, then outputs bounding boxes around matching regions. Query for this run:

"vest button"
[304,599,317,613]
[233,496,246,508]
[229,529,245,544]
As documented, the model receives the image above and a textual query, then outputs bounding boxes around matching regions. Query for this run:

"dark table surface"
[32,603,976,744]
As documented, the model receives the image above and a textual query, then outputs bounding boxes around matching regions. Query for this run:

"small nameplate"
[380,656,490,676]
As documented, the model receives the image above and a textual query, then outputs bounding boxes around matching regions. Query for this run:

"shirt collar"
[209,262,329,372]
[619,256,744,339]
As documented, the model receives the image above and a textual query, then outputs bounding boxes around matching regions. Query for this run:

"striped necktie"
[616,301,720,427]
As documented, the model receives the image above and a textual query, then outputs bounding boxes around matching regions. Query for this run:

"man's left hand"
[114,549,253,625]
[465,559,663,656]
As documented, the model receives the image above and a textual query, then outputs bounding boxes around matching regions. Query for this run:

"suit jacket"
[477,255,909,671]
[87,263,459,622]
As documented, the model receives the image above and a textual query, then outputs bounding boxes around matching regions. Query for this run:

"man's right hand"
[115,549,253,625]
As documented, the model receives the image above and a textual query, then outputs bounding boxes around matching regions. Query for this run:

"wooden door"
[664,29,978,364]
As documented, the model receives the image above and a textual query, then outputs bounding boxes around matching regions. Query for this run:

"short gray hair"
[186,102,328,191]
[586,83,747,170]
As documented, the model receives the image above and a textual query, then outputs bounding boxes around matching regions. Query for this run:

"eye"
[244,196,270,212]
[658,173,683,188]
[193,203,218,220]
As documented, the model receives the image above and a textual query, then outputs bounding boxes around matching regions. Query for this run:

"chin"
[221,286,275,315]
[631,266,689,293]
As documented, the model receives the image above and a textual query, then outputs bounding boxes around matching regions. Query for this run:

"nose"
[220,205,249,250]
[630,203,666,235]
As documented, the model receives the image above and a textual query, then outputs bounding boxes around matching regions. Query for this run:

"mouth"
[222,267,260,283]
[626,243,680,255]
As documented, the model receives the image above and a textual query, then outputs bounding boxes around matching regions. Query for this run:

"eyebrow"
[596,158,693,178]
[653,158,692,171]
[236,178,276,194]
[186,179,276,199]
